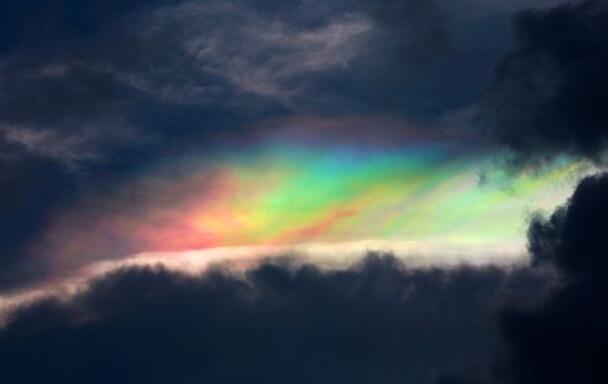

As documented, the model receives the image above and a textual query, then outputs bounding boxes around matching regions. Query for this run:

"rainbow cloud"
[30,116,588,279]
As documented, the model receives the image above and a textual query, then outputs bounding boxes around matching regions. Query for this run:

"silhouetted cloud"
[486,0,608,163]
[491,172,608,383]
[528,172,608,277]
[0,255,550,384]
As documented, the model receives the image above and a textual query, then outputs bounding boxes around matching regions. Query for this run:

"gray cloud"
[0,0,457,168]
[0,254,552,384]
[493,172,608,384]
[485,0,608,164]
[177,4,373,103]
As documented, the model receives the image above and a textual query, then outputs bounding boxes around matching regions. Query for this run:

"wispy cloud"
[1,124,99,164]
[125,1,373,105]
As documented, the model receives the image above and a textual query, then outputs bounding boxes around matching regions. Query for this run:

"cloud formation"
[486,0,608,163]
[0,255,550,384]
[492,172,608,383]
[1,1,606,383]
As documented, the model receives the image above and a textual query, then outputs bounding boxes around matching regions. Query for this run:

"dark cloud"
[440,1,608,380]
[0,0,480,165]
[0,255,550,384]
[0,0,538,169]
[527,172,608,277]
[295,0,454,117]
[428,172,608,384]
[486,0,608,163]
[0,0,569,170]
[489,172,608,383]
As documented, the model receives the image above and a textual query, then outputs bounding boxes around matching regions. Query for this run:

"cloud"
[2,125,96,163]
[0,0,552,172]
[491,172,608,383]
[423,172,608,384]
[1,4,604,383]
[0,119,137,166]
[485,0,608,163]
[0,61,142,166]
[0,254,551,384]
[174,3,373,103]
[439,1,608,380]
[527,172,608,277]
[0,0,586,306]
[0,0,455,169]
[113,0,455,113]
[0,0,572,172]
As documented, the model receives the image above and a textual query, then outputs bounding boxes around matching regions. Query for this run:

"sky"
[1,1,607,383]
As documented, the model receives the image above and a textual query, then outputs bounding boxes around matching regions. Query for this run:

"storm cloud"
[492,172,608,384]
[486,0,608,163]
[0,255,550,384]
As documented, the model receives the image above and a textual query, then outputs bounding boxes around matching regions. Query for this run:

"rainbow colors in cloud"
[37,117,586,274]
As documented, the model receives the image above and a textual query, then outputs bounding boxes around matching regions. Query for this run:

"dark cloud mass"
[493,172,608,384]
[454,1,608,381]
[528,172,608,277]
[0,255,550,384]
[486,0,608,163]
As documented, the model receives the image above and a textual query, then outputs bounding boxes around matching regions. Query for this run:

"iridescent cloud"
[33,116,588,276]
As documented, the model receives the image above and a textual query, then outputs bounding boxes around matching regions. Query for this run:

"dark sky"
[1,1,607,383]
